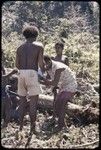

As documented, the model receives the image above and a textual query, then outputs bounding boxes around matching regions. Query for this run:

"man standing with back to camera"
[15,25,44,134]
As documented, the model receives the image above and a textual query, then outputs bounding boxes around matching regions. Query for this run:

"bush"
[2,32,22,68]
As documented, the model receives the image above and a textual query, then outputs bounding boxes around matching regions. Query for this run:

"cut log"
[38,94,99,123]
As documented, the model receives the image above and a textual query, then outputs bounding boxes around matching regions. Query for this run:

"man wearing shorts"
[15,25,44,133]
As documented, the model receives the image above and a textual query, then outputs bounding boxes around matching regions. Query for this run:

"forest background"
[2,1,99,85]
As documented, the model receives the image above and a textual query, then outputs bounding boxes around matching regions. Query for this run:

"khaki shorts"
[18,70,42,96]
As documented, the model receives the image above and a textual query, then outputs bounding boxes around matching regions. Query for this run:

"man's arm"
[15,48,19,69]
[64,57,69,66]
[2,69,18,78]
[48,68,65,86]
[38,46,44,73]
[39,68,65,87]
[46,71,51,79]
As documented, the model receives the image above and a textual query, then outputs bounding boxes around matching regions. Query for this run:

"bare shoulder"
[62,55,68,59]
[17,43,25,52]
[33,41,44,48]
[62,55,69,61]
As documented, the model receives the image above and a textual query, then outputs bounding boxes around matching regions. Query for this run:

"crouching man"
[40,55,77,132]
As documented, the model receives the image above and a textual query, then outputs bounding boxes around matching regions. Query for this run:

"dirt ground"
[1,84,99,148]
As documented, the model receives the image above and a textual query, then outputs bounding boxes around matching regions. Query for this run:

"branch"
[70,140,99,148]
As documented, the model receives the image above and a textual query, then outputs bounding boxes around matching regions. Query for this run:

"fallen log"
[3,69,99,123]
[38,94,99,123]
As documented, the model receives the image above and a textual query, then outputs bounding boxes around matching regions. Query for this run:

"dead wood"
[38,94,99,123]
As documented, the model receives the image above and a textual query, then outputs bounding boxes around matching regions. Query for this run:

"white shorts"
[18,70,42,96]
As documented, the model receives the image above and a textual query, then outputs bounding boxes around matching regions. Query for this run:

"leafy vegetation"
[1,2,99,148]
[2,1,99,83]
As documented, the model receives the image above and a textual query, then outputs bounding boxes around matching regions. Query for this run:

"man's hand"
[52,86,59,93]
[5,85,11,93]
[38,74,45,81]
[12,68,18,74]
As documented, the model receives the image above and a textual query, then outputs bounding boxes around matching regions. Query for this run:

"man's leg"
[58,92,75,129]
[58,98,67,129]
[1,98,5,120]
[18,96,27,131]
[53,93,63,118]
[48,93,63,128]
[29,95,38,133]
[52,90,57,119]
[2,96,12,128]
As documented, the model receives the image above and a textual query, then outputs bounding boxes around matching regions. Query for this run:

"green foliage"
[2,32,22,67]
[2,1,99,82]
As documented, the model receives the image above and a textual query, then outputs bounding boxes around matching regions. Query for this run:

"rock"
[93,84,99,93]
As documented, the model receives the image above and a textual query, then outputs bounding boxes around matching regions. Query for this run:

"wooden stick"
[69,140,99,148]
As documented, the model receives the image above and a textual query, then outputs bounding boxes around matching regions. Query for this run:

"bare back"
[16,41,44,71]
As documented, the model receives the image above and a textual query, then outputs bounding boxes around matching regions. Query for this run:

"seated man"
[40,55,77,132]
[51,41,69,66]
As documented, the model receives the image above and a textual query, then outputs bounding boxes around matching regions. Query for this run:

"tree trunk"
[38,94,99,123]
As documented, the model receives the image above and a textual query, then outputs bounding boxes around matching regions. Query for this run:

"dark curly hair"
[55,41,64,49]
[22,25,39,39]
